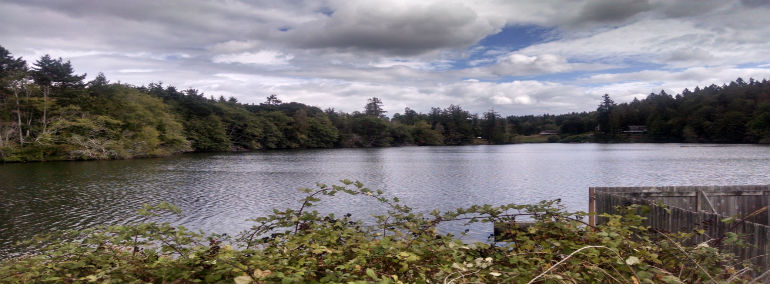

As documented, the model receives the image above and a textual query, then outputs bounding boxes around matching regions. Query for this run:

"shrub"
[0,181,752,283]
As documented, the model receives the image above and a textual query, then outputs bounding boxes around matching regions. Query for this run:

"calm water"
[2,143,770,256]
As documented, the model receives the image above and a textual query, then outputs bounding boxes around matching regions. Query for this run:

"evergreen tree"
[0,46,28,148]
[265,94,282,105]
[31,55,85,89]
[596,94,615,134]
[31,55,86,133]
[364,97,386,118]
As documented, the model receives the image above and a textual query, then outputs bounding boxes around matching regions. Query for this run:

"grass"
[514,135,550,143]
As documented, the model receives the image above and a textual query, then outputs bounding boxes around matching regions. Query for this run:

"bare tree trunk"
[24,87,31,138]
[14,88,23,145]
[0,95,4,147]
[42,85,48,134]
[1,127,7,146]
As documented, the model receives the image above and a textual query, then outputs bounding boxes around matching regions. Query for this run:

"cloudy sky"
[1,0,768,115]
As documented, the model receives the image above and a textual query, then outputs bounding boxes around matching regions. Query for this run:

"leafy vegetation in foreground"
[2,44,769,161]
[0,181,756,283]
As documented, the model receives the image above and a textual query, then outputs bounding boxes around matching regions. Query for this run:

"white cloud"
[117,69,158,73]
[212,50,294,66]
[489,53,572,75]
[458,53,615,78]
[370,59,432,70]
[586,66,770,85]
[518,8,769,68]
[209,40,261,54]
[0,0,766,117]
[212,73,307,86]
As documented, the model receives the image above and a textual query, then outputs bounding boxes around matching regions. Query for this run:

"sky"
[1,0,768,116]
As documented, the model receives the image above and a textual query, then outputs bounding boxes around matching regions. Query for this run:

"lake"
[2,143,770,256]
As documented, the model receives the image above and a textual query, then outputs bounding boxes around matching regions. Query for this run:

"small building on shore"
[622,125,647,134]
[538,130,559,135]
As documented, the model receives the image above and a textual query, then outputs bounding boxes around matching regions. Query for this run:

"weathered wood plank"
[592,185,770,273]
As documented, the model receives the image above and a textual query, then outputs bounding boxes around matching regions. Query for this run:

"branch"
[527,245,614,284]
[653,229,716,284]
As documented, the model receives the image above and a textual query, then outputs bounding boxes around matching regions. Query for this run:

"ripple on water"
[1,144,769,256]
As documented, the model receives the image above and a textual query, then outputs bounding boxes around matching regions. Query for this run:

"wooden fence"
[589,185,770,274]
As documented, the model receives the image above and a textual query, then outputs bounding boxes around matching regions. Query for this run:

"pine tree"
[596,94,615,134]
[364,97,386,118]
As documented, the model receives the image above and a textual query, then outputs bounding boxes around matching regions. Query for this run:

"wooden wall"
[590,185,770,274]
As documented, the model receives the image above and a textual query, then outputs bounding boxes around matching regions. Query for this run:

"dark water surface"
[2,143,770,256]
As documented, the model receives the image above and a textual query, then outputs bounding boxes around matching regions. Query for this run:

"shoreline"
[3,140,768,164]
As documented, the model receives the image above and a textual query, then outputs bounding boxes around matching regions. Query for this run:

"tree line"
[1,45,768,161]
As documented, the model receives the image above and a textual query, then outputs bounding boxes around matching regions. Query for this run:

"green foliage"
[184,114,232,151]
[69,85,190,158]
[410,120,443,145]
[306,115,340,148]
[748,102,770,143]
[559,133,592,143]
[0,181,752,283]
[350,115,392,147]
[46,105,124,159]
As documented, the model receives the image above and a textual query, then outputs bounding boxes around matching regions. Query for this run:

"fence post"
[589,187,595,226]
[696,189,701,212]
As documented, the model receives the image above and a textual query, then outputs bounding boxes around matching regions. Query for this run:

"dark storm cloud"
[0,0,321,54]
[3,0,497,56]
[572,0,652,24]
[652,0,726,18]
[283,1,496,55]
[740,0,769,8]
[665,47,714,62]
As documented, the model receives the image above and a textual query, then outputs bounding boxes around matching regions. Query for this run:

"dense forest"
[1,45,769,161]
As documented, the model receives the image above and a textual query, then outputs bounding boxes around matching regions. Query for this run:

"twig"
[653,229,716,284]
[553,215,598,231]
[714,206,767,247]
[294,188,329,233]
[726,267,752,283]
[446,271,467,284]
[584,263,623,283]
[745,253,769,261]
[748,269,770,284]
[526,245,609,284]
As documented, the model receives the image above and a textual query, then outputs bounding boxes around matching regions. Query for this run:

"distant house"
[539,130,559,135]
[622,125,647,134]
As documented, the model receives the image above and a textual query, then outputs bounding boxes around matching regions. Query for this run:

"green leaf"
[205,274,222,282]
[625,256,641,266]
[234,275,253,284]
[366,268,379,280]
[661,275,684,284]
